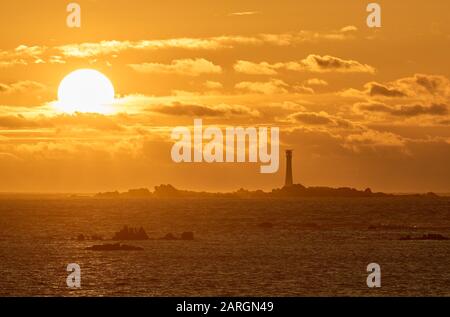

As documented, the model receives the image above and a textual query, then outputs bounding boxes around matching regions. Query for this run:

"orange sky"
[0,0,449,193]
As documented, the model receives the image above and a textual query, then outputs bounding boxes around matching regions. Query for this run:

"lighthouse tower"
[285,150,294,187]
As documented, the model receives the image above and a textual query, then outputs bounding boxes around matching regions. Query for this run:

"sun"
[57,69,115,114]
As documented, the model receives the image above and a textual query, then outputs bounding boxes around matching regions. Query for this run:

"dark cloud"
[288,111,357,130]
[358,102,393,113]
[300,54,375,73]
[347,74,449,101]
[149,102,259,118]
[289,111,334,125]
[368,83,406,97]
[151,103,225,117]
[358,102,448,117]
[414,74,447,94]
[392,103,448,116]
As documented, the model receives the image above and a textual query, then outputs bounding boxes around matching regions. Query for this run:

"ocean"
[1,197,450,296]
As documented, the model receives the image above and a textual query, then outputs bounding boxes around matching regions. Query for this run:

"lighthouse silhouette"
[285,150,294,187]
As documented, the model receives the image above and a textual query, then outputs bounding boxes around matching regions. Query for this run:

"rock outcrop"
[113,226,149,240]
[85,243,144,251]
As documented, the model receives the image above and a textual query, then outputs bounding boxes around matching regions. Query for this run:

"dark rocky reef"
[96,188,152,199]
[399,234,449,241]
[113,226,149,241]
[85,243,144,251]
[258,222,274,229]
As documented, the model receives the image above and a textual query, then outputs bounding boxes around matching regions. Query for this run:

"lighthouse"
[285,150,293,187]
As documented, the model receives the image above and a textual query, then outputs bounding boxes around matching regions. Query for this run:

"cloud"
[366,82,407,97]
[149,102,259,118]
[48,56,66,64]
[340,25,358,32]
[0,59,27,68]
[0,152,21,162]
[0,113,125,131]
[234,55,375,75]
[400,74,450,97]
[58,27,358,57]
[0,45,66,67]
[0,81,46,94]
[234,60,278,75]
[287,111,355,128]
[235,79,289,94]
[0,115,40,128]
[260,26,358,45]
[129,58,222,76]
[344,74,450,100]
[392,104,448,117]
[345,130,405,148]
[293,85,315,94]
[355,102,392,113]
[288,111,334,125]
[229,11,260,16]
[415,74,446,94]
[50,113,125,131]
[304,78,329,86]
[0,27,359,66]
[151,103,223,117]
[58,39,228,58]
[0,40,229,66]
[357,102,448,117]
[0,45,47,67]
[296,55,375,73]
[204,81,223,89]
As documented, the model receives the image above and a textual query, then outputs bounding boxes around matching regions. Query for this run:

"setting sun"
[57,69,115,114]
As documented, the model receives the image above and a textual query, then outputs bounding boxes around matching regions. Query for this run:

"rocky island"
[95,184,440,199]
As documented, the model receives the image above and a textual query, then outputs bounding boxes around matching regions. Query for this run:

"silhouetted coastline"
[95,184,439,199]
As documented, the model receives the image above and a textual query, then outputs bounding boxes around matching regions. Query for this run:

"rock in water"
[161,233,177,240]
[112,226,149,240]
[85,243,144,251]
[181,232,194,240]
